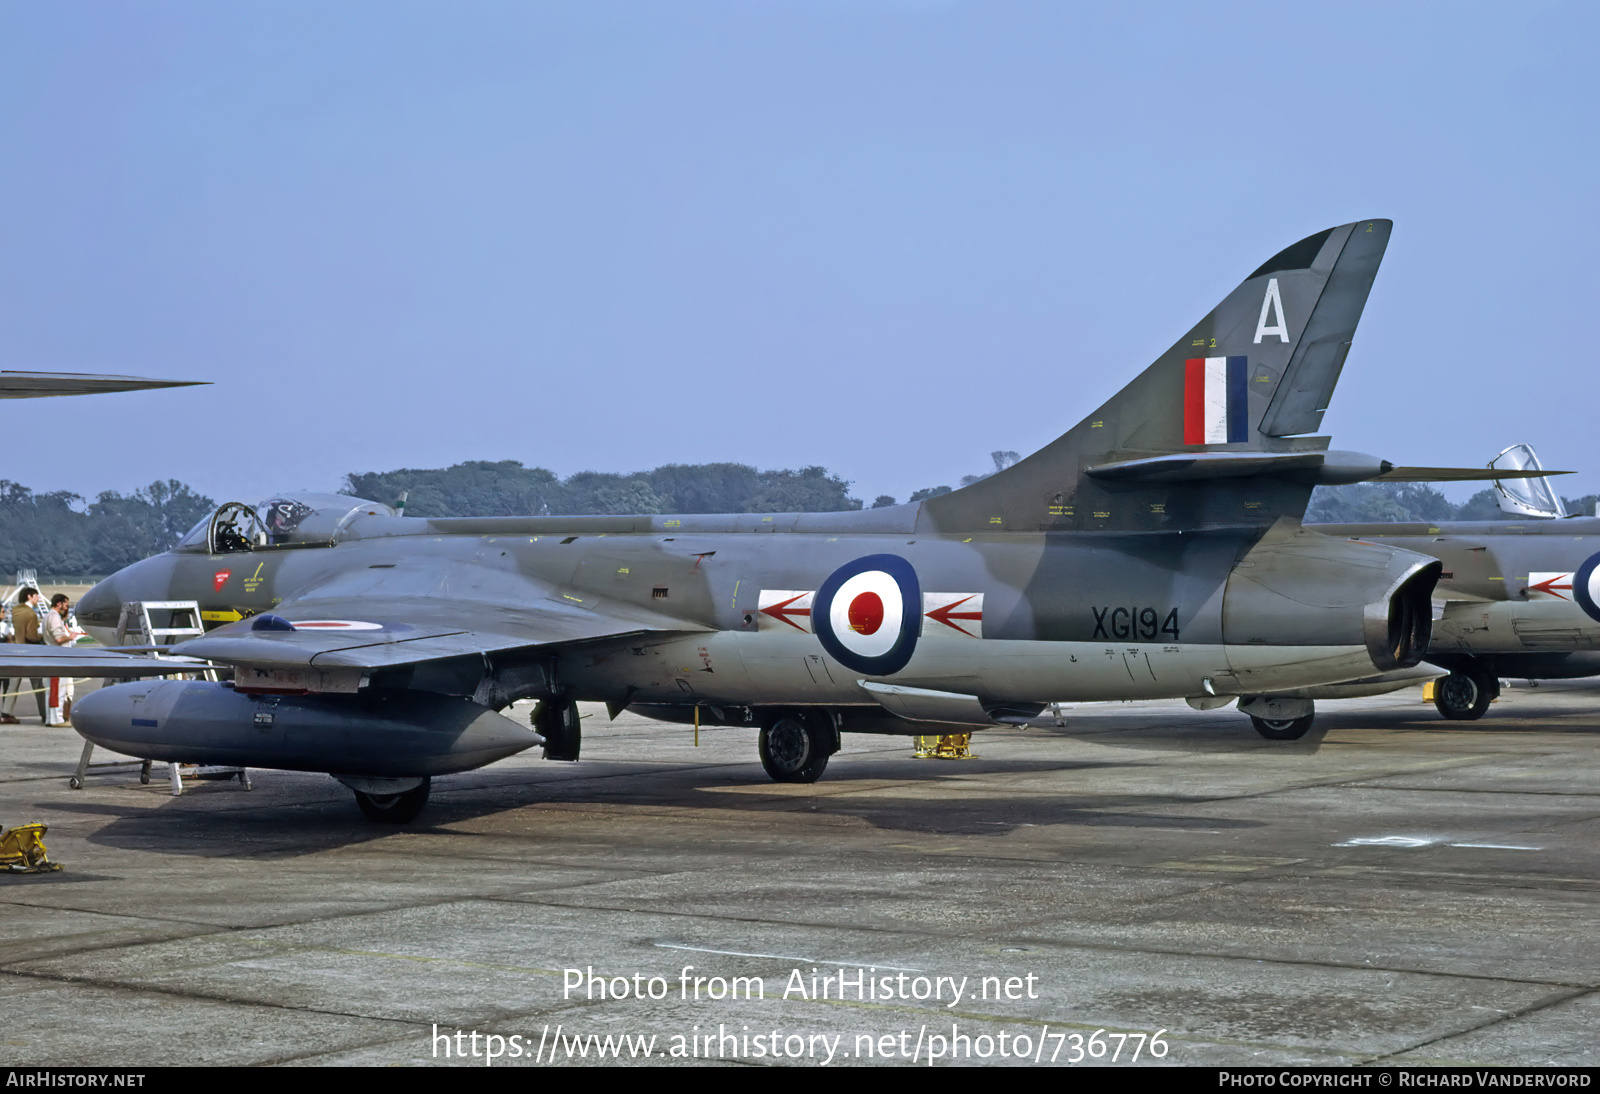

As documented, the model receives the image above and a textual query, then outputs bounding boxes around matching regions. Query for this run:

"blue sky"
[2,1,1594,507]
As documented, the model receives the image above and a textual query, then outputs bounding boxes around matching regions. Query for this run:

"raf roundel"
[812,555,922,676]
[1571,551,1600,625]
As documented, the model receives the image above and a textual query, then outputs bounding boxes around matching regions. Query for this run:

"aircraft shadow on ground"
[1025,717,1335,754]
[30,792,407,858]
[54,750,1261,859]
[42,696,1590,862]
[1034,702,1600,754]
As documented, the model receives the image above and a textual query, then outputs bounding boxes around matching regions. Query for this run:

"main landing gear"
[758,712,838,784]
[535,698,581,760]
[1249,713,1316,740]
[1239,695,1316,740]
[1433,666,1498,720]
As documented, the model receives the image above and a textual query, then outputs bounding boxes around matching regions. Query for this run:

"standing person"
[0,599,13,724]
[2,588,46,724]
[42,594,78,726]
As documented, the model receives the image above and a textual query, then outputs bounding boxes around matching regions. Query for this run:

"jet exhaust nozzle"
[1222,532,1441,674]
[71,681,539,777]
[1362,560,1441,672]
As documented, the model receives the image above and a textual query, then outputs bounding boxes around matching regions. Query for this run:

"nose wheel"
[353,777,431,823]
[758,713,836,783]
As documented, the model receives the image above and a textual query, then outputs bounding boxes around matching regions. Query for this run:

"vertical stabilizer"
[919,219,1391,534]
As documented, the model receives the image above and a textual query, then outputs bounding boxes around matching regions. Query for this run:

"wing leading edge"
[0,646,210,677]
[0,371,207,399]
[171,593,708,670]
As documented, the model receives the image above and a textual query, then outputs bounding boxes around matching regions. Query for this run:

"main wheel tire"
[354,778,431,823]
[536,699,582,761]
[758,714,831,783]
[1251,713,1315,740]
[1434,671,1493,720]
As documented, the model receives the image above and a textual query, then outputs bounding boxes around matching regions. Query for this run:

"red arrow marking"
[760,593,812,632]
[1529,574,1574,600]
[926,595,982,637]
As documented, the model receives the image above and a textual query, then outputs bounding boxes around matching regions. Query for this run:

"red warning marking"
[213,570,231,592]
[925,594,983,638]
[759,593,812,632]
[847,591,885,635]
[1529,574,1574,600]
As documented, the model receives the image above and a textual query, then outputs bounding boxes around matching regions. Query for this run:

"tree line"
[3,465,1592,580]
[1305,483,1597,523]
[342,461,864,517]
[0,479,215,579]
[0,461,867,576]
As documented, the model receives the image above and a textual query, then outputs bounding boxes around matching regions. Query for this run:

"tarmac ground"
[1,680,1598,1067]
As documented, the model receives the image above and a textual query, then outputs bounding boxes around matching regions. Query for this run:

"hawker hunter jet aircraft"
[1310,446,1600,720]
[65,219,1536,822]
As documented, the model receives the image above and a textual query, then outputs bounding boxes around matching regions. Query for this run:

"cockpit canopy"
[1490,445,1566,520]
[176,493,395,553]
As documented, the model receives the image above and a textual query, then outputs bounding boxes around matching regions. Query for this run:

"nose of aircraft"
[78,554,178,636]
[76,574,123,631]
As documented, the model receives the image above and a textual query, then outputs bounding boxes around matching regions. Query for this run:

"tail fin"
[918,219,1392,534]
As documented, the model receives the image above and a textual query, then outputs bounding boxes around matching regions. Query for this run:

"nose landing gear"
[351,777,432,823]
[339,776,432,823]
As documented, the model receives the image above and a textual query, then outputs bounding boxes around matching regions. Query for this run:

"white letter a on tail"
[1254,277,1290,343]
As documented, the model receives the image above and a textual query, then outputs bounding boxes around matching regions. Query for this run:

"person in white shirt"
[41,594,77,726]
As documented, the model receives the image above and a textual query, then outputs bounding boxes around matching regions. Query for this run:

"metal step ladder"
[69,601,252,795]
[2,568,40,608]
[2,569,41,711]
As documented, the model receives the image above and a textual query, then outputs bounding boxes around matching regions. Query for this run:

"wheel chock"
[914,733,976,759]
[0,822,64,873]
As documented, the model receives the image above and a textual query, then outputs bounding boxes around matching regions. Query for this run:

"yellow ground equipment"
[0,822,62,873]
[914,733,976,759]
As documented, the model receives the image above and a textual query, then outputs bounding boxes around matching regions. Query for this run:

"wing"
[0,370,206,399]
[0,645,209,676]
[172,583,707,670]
